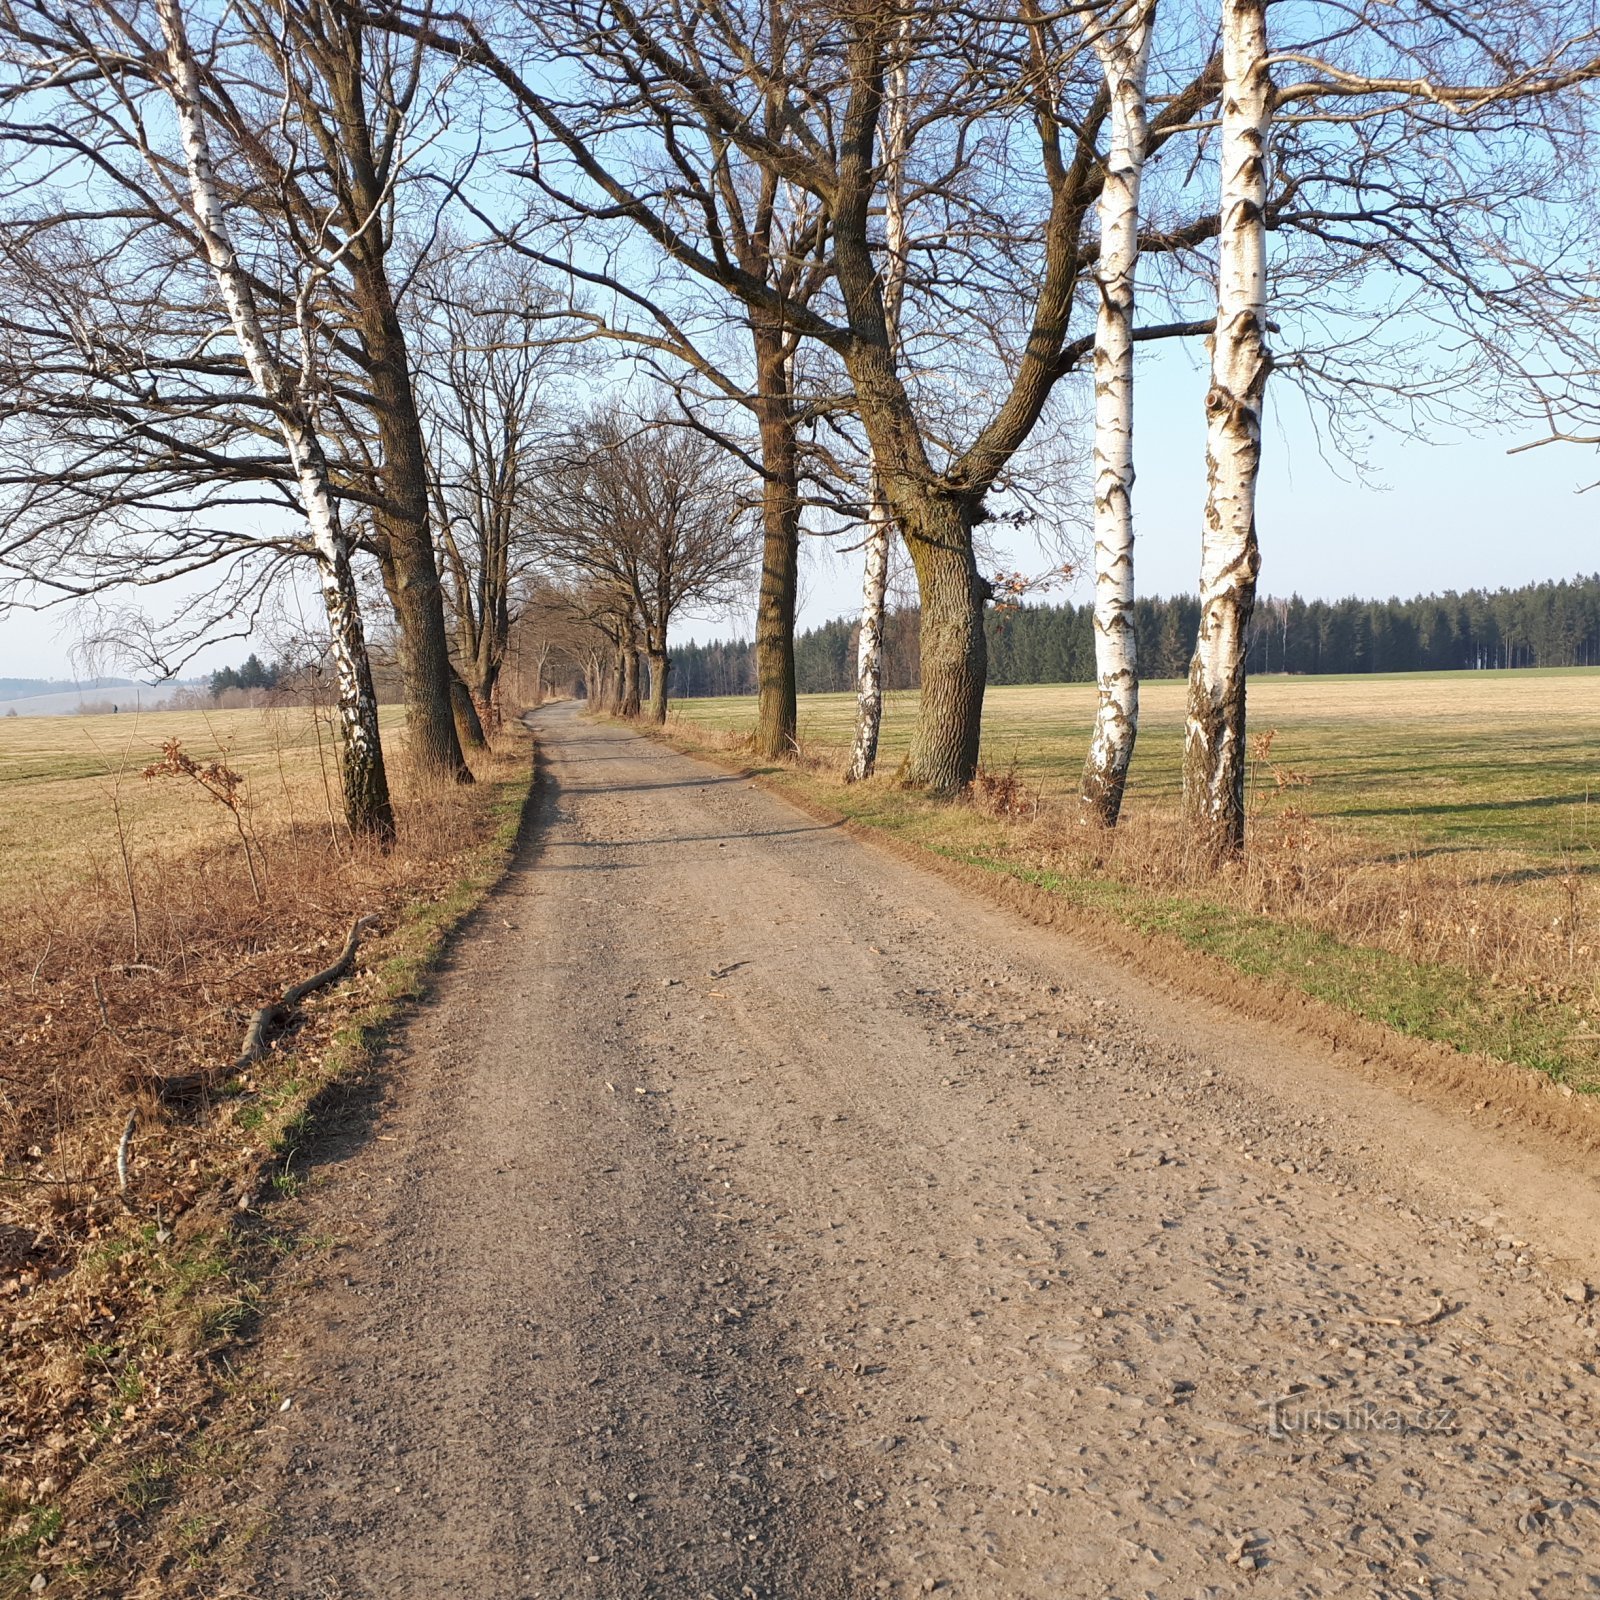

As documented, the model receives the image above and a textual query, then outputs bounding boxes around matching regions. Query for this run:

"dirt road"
[240,704,1600,1599]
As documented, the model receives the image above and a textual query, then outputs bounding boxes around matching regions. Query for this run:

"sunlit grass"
[0,705,408,905]
[672,667,1600,858]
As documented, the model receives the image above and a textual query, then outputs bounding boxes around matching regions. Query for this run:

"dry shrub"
[0,730,528,1569]
[665,707,855,773]
[789,736,849,775]
[968,759,1037,820]
[665,709,748,755]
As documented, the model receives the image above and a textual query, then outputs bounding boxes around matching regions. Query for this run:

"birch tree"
[1181,0,1269,861]
[153,0,393,839]
[1078,0,1156,826]
[0,0,472,783]
[846,14,912,785]
[227,0,471,784]
[1177,0,1600,861]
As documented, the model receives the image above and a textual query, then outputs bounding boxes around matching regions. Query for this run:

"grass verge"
[1,727,537,1599]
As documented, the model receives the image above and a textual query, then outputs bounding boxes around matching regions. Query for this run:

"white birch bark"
[846,477,892,781]
[154,0,394,841]
[1079,0,1156,826]
[1182,0,1270,861]
[846,28,911,784]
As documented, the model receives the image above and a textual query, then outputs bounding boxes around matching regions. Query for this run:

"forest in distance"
[668,573,1600,699]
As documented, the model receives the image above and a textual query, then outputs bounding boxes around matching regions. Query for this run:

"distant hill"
[0,679,194,716]
[0,675,147,701]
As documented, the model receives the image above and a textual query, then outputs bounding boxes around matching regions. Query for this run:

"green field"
[671,668,1600,858]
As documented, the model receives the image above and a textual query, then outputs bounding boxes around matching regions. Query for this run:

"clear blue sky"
[766,341,1598,649]
[2,342,1594,678]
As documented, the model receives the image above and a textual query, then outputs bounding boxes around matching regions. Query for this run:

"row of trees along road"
[3,0,1600,860]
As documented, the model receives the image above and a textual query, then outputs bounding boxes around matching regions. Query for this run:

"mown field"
[673,668,1600,858]
[0,705,408,906]
[668,668,1600,1091]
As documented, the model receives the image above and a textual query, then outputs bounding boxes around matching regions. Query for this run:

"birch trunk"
[846,29,911,784]
[154,0,393,842]
[1079,1,1156,827]
[1183,0,1270,862]
[845,478,892,781]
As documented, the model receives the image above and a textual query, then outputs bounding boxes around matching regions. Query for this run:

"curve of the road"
[239,703,1600,1599]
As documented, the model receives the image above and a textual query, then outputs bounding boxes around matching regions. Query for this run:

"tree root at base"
[155,914,378,1101]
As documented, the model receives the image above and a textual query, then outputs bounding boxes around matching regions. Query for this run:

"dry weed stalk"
[81,726,145,958]
[142,736,266,905]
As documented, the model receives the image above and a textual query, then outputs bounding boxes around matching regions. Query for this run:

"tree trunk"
[847,29,910,786]
[647,649,670,724]
[1183,0,1270,863]
[155,0,393,842]
[450,667,487,750]
[846,473,891,782]
[751,320,800,758]
[904,497,989,794]
[352,257,472,786]
[620,648,641,719]
[1080,1,1156,827]
[830,21,988,795]
[476,647,505,733]
[307,8,471,789]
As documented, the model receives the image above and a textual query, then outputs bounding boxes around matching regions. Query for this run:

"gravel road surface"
[243,703,1600,1599]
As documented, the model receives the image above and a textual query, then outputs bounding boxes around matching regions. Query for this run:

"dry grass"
[678,669,1600,856]
[667,669,1600,1091]
[0,705,409,908]
[0,707,532,1594]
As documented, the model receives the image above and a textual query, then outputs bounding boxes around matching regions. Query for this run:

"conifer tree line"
[672,575,1600,698]
[207,653,281,698]
[3,0,1600,860]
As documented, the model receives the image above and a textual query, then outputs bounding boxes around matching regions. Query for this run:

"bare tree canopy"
[532,411,756,723]
[4,0,1600,861]
[410,245,581,734]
